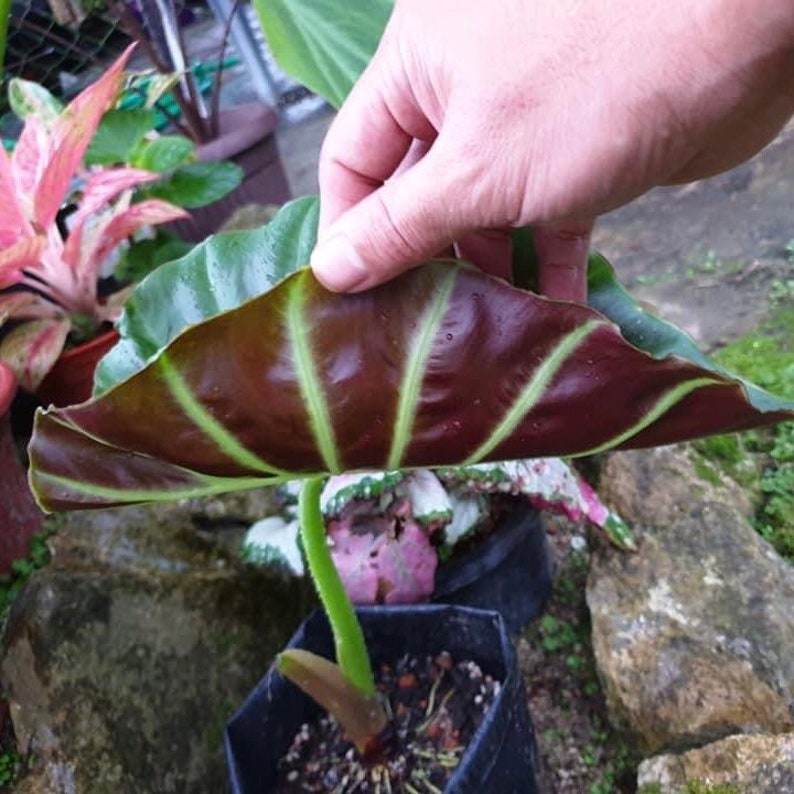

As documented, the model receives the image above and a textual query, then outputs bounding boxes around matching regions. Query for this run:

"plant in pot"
[107,0,292,240]
[244,458,634,633]
[0,45,189,406]
[25,188,794,789]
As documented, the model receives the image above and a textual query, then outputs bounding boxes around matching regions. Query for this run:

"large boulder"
[587,446,794,755]
[637,731,794,793]
[2,492,315,793]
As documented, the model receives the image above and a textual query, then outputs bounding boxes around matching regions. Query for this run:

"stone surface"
[587,445,794,755]
[1,492,316,794]
[637,732,794,793]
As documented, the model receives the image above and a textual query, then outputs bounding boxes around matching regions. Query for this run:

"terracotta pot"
[170,101,292,242]
[36,328,120,408]
[0,361,43,575]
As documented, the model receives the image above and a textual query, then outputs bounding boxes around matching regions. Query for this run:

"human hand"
[311,0,794,300]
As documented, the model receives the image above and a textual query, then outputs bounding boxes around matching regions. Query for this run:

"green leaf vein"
[34,470,278,504]
[465,319,603,464]
[288,272,341,472]
[572,376,723,456]
[157,352,287,474]
[387,267,457,470]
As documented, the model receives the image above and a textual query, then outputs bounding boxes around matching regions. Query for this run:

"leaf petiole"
[298,476,376,695]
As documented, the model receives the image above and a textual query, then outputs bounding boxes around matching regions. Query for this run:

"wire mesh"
[3,1,131,111]
[1,0,322,142]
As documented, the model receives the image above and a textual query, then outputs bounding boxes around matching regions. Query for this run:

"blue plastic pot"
[432,502,554,633]
[225,604,539,793]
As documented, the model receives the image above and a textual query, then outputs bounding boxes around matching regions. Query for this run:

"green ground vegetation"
[638,782,741,794]
[0,519,59,619]
[693,304,794,562]
[524,545,639,793]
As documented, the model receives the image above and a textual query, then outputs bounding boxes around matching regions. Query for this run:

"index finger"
[317,55,438,233]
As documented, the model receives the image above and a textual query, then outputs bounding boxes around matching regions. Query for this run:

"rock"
[1,492,316,793]
[637,732,794,793]
[587,446,794,755]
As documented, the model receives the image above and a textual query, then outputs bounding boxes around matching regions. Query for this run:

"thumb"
[311,150,473,293]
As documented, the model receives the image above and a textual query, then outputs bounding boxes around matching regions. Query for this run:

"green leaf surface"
[252,0,393,108]
[114,233,193,283]
[586,253,783,411]
[93,196,319,394]
[30,239,794,510]
[85,109,155,166]
[136,135,195,173]
[146,161,243,208]
[8,79,63,126]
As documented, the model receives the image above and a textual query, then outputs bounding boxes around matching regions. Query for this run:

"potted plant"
[108,0,292,240]
[244,459,633,632]
[0,45,189,405]
[23,188,794,789]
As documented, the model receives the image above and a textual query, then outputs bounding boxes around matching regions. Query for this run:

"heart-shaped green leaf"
[252,0,393,108]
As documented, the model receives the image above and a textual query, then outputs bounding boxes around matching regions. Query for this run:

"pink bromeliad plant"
[0,45,187,392]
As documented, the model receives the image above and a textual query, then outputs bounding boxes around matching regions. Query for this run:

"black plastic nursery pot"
[225,604,539,793]
[432,502,554,633]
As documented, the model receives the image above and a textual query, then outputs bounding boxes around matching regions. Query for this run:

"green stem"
[299,477,375,696]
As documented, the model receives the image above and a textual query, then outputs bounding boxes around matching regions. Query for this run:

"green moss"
[638,781,741,794]
[690,453,723,487]
[682,781,741,794]
[693,305,794,563]
[0,517,60,619]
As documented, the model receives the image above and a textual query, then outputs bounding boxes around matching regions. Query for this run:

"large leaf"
[93,196,319,393]
[252,0,393,108]
[29,253,794,510]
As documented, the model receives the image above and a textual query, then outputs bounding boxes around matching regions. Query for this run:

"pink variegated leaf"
[34,45,135,230]
[82,199,188,276]
[0,318,71,391]
[329,521,438,605]
[0,291,64,326]
[0,236,46,290]
[11,115,50,206]
[0,145,31,243]
[70,167,162,228]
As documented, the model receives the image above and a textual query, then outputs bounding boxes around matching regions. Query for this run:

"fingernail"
[311,235,369,292]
